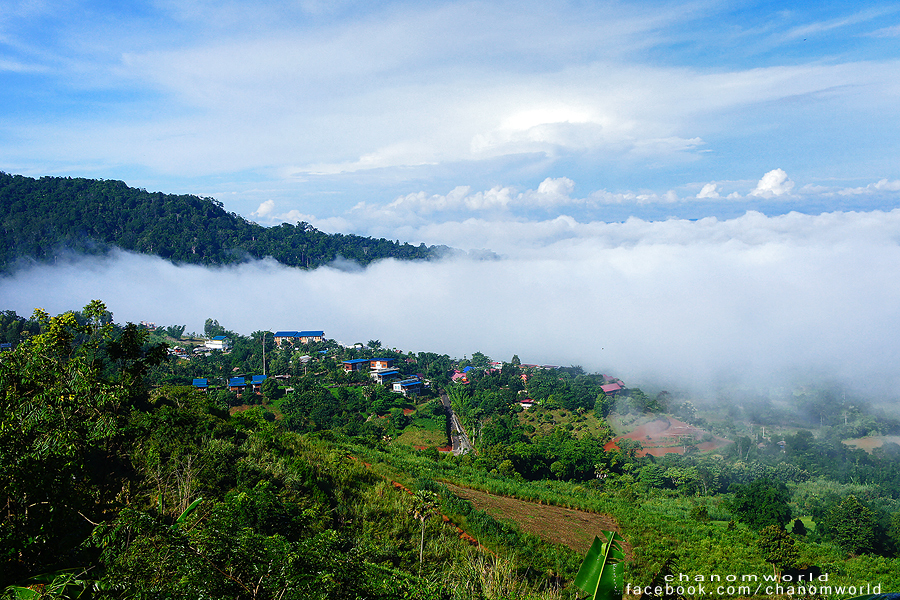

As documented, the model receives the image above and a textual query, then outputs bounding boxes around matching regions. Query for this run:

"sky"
[3,0,900,399]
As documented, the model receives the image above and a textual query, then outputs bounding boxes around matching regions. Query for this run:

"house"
[342,359,370,372]
[205,336,232,351]
[371,369,401,384]
[600,382,623,395]
[228,376,247,393]
[250,374,266,393]
[392,378,423,397]
[519,399,534,410]
[274,330,325,346]
[370,358,396,370]
[450,370,467,383]
[1,342,14,353]
[192,378,208,391]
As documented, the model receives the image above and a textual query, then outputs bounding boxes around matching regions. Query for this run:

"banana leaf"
[172,497,203,528]
[574,530,626,600]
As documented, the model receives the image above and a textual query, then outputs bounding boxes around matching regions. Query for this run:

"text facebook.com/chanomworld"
[624,572,884,598]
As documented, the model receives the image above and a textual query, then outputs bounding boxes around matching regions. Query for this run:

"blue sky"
[5,1,900,395]
[2,0,900,241]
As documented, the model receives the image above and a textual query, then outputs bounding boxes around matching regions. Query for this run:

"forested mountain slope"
[0,172,447,272]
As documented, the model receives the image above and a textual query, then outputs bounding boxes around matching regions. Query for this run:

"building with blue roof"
[342,358,369,372]
[371,358,396,370]
[192,378,208,390]
[250,374,266,392]
[371,369,401,384]
[205,336,232,351]
[392,378,423,397]
[274,331,325,346]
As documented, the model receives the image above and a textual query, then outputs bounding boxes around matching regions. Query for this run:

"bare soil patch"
[604,416,730,457]
[442,483,627,556]
[843,435,900,453]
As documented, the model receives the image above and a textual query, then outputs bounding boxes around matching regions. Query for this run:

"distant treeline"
[0,172,451,272]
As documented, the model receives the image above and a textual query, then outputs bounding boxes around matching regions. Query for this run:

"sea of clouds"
[2,208,899,401]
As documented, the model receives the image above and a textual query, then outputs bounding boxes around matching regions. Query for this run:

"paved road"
[440,390,474,455]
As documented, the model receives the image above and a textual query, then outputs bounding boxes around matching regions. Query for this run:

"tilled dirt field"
[442,483,628,556]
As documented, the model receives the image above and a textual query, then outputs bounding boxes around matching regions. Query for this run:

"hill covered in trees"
[0,172,450,272]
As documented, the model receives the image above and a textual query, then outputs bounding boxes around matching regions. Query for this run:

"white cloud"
[697,182,719,199]
[386,185,514,213]
[750,168,795,198]
[253,199,275,217]
[875,178,900,191]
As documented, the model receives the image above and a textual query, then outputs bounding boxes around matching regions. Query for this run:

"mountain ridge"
[0,172,451,272]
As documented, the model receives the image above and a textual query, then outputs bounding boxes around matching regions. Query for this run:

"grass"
[395,425,448,448]
[517,407,612,440]
[342,438,900,596]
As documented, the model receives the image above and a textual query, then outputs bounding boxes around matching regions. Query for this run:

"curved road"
[440,390,474,455]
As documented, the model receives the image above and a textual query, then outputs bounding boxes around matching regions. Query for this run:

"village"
[181,329,434,400]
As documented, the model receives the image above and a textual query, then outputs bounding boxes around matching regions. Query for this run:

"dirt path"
[442,483,627,556]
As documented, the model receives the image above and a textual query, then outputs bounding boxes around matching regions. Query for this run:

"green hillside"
[4,303,900,599]
[0,172,448,272]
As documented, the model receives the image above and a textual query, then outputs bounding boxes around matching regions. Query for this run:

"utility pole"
[262,332,269,377]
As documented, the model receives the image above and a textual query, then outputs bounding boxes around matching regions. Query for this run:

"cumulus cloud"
[874,178,900,191]
[245,174,900,244]
[750,168,795,198]
[4,209,900,401]
[253,199,275,217]
[696,183,719,199]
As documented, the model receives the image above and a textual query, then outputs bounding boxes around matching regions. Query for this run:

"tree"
[758,525,798,582]
[470,351,491,369]
[165,324,186,339]
[0,302,165,585]
[204,318,225,338]
[411,490,439,574]
[261,376,283,402]
[826,495,877,556]
[889,512,900,556]
[725,479,792,531]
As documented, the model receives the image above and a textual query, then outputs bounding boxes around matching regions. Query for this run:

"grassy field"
[516,406,613,440]
[395,399,450,449]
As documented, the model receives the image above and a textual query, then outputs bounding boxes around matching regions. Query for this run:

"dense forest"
[0,172,451,272]
[3,303,900,599]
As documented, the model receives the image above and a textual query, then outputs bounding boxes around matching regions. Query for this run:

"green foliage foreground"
[0,303,567,599]
[5,302,900,599]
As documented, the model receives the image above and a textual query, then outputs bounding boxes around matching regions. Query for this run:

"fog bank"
[2,210,899,399]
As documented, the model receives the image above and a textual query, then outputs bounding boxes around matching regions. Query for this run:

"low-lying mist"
[2,209,899,403]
